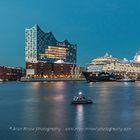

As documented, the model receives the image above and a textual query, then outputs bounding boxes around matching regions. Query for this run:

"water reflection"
[31,82,41,89]
[54,82,65,90]
[1,82,140,140]
[76,105,84,128]
[75,105,84,140]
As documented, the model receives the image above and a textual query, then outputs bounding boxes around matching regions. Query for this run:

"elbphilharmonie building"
[25,24,78,78]
[25,24,77,64]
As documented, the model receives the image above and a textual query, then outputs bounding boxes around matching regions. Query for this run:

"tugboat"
[72,92,93,104]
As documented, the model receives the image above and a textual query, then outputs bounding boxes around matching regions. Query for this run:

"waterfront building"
[25,24,77,78]
[25,24,76,64]
[87,52,140,78]
[26,62,77,78]
[0,66,23,81]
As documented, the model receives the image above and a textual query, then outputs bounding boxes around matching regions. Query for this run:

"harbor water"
[0,81,140,140]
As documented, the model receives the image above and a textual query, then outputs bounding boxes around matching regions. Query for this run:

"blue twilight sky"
[0,0,140,67]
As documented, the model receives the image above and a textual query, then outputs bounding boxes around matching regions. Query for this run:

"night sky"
[0,0,140,67]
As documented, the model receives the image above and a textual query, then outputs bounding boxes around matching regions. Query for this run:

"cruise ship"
[83,52,140,82]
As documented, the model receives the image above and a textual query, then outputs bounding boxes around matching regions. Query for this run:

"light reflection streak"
[75,105,84,140]
[76,105,84,128]
[53,95,64,101]
[32,82,66,102]
[31,82,42,89]
[54,82,65,90]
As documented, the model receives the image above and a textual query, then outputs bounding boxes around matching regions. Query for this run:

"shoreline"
[20,77,86,82]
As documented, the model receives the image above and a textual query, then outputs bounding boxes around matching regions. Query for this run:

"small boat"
[72,92,93,104]
[0,79,3,82]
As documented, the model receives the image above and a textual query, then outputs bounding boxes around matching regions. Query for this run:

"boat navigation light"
[78,92,82,95]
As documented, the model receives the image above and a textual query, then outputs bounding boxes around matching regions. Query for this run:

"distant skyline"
[0,0,140,67]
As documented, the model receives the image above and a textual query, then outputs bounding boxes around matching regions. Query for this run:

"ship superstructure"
[83,52,140,82]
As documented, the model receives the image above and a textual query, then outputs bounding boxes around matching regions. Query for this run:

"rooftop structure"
[91,52,120,65]
[133,52,140,63]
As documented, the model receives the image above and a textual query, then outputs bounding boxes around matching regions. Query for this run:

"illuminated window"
[41,46,67,59]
